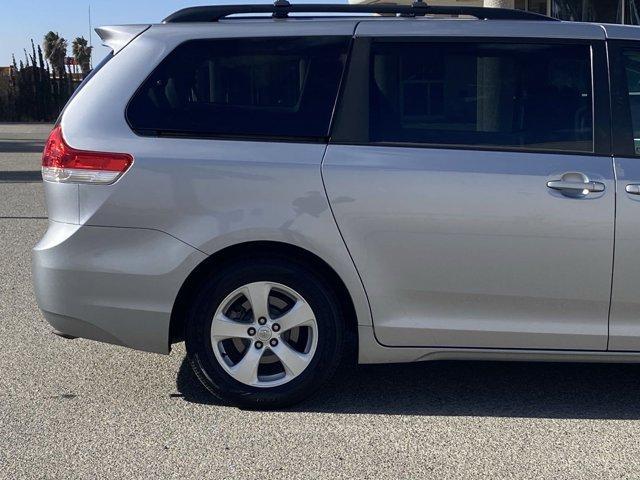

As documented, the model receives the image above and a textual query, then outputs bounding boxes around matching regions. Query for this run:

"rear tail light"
[42,125,133,185]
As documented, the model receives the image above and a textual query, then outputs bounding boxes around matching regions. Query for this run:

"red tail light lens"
[42,125,133,184]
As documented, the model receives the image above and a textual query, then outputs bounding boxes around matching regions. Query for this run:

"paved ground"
[2,123,640,479]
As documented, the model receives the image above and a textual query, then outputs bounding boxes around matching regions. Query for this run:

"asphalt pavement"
[2,123,640,479]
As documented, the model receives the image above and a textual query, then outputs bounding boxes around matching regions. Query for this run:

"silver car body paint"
[610,157,640,351]
[31,17,640,362]
[34,20,372,355]
[323,145,614,350]
[33,221,206,353]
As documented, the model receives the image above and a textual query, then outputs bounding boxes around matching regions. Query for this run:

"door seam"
[607,155,618,351]
[320,145,377,336]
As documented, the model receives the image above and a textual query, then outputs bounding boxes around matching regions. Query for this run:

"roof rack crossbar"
[163,1,558,23]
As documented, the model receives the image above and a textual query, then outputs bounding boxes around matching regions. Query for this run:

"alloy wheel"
[210,281,319,388]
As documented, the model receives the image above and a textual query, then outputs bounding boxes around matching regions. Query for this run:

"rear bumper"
[32,221,207,354]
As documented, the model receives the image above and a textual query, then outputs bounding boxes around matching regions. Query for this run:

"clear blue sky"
[0,0,345,67]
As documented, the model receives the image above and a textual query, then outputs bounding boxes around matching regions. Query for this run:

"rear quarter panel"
[59,21,372,328]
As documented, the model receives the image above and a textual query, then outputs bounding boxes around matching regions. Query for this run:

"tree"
[43,31,68,78]
[72,37,92,76]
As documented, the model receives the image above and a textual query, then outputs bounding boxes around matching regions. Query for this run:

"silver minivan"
[32,1,640,407]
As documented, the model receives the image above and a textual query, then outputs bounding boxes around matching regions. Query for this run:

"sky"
[0,0,346,67]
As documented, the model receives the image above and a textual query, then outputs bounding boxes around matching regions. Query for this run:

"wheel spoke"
[230,346,264,385]
[211,281,319,388]
[244,282,271,322]
[276,300,315,333]
[272,342,311,377]
[211,313,252,340]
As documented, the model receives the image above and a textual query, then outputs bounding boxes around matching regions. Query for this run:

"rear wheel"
[185,257,345,408]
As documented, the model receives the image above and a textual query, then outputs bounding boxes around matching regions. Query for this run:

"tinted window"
[127,37,349,139]
[370,42,593,152]
[620,49,640,154]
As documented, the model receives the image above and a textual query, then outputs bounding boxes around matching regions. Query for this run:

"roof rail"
[163,1,558,23]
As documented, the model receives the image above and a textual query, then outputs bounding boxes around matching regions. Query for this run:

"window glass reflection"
[552,0,622,23]
[627,0,640,25]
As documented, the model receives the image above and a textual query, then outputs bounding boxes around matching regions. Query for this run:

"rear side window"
[369,42,593,152]
[127,37,350,140]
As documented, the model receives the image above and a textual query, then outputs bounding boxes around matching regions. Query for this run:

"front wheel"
[185,257,345,408]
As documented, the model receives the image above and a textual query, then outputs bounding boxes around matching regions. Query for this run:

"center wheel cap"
[257,326,272,342]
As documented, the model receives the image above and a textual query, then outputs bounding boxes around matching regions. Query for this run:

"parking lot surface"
[2,123,640,479]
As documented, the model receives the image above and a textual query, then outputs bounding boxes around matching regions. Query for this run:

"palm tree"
[43,31,68,78]
[72,37,93,76]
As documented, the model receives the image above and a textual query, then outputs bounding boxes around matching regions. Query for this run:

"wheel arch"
[169,240,359,360]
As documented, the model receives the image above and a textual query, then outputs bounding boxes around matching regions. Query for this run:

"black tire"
[185,255,345,409]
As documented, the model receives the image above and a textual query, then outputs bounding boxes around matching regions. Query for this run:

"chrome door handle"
[626,184,640,195]
[546,180,605,193]
[546,172,605,198]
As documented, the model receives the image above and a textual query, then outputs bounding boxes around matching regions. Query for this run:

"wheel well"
[169,241,358,361]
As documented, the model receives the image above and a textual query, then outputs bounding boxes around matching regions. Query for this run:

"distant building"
[350,0,640,25]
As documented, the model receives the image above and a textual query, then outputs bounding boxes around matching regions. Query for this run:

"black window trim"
[331,36,612,158]
[125,35,353,144]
